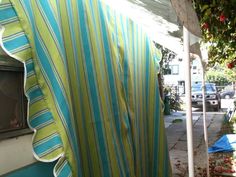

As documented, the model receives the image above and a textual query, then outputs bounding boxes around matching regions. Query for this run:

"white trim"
[0,134,36,175]
[201,60,210,177]
[184,26,194,177]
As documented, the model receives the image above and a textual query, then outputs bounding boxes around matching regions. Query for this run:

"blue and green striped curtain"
[0,0,171,176]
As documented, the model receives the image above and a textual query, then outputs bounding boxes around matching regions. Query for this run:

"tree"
[193,0,236,67]
[206,64,236,86]
[206,69,230,86]
[154,42,176,98]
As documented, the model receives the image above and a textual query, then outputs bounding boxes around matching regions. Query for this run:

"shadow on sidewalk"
[165,111,227,177]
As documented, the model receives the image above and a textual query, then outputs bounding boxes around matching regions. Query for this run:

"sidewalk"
[165,111,226,176]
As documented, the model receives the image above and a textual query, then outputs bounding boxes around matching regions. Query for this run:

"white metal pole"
[201,61,210,177]
[183,26,194,177]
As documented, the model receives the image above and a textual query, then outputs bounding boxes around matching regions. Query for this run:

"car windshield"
[192,84,216,92]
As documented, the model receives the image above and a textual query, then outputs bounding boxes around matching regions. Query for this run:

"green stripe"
[1,0,171,176]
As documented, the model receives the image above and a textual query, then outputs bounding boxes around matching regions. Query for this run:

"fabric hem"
[0,1,70,176]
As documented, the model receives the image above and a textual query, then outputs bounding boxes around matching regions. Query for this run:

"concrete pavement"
[165,111,226,176]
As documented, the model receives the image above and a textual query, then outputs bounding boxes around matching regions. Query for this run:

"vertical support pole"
[201,61,210,177]
[183,26,194,177]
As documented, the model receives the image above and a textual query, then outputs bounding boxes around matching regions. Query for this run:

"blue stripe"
[136,27,143,176]
[21,0,80,175]
[27,86,43,102]
[144,36,151,177]
[57,161,72,177]
[62,1,85,176]
[100,5,129,177]
[77,2,110,177]
[20,0,34,30]
[0,7,17,22]
[30,111,54,129]
[35,24,69,135]
[100,4,132,177]
[154,54,160,71]
[65,0,78,62]
[153,82,160,176]
[124,18,130,103]
[3,34,29,51]
[120,16,129,103]
[133,24,138,172]
[143,34,148,177]
[99,5,130,176]
[62,1,96,168]
[34,30,82,170]
[119,18,134,161]
[145,38,150,108]
[21,0,80,167]
[26,61,34,73]
[34,134,62,155]
[127,15,137,171]
[37,0,66,59]
[101,6,126,177]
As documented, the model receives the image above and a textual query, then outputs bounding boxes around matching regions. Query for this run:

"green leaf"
[204,8,211,16]
[194,1,236,67]
[234,16,236,25]
[201,5,209,12]
[213,0,216,6]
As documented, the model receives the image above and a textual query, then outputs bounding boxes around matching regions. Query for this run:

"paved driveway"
[165,112,225,176]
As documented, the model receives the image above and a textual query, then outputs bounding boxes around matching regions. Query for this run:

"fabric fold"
[0,0,68,176]
[0,0,171,176]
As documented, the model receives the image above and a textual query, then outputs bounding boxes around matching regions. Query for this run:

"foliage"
[206,70,229,86]
[154,42,177,99]
[193,0,236,67]
[224,68,236,82]
[164,85,183,111]
[206,64,236,85]
[154,42,176,71]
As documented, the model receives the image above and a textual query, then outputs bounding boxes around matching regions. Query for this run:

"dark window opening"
[0,56,29,139]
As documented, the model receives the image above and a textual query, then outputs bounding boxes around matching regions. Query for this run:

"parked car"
[220,89,235,99]
[191,83,221,111]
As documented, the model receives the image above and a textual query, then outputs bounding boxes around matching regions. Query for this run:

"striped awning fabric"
[0,0,171,176]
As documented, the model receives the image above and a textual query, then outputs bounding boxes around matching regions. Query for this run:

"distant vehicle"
[220,89,235,99]
[191,83,221,111]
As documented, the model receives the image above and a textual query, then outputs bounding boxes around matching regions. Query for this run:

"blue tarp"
[208,134,236,153]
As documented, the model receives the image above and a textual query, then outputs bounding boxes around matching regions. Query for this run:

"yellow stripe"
[2,0,171,176]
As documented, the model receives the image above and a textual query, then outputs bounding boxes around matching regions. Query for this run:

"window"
[0,56,29,139]
[171,65,179,75]
[163,65,179,75]
[163,68,171,75]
